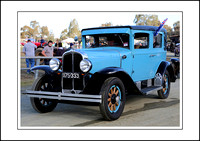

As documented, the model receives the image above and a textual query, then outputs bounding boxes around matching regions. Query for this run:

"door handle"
[122,55,127,59]
[149,54,156,57]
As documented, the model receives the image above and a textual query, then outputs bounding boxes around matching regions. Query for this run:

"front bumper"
[23,90,102,103]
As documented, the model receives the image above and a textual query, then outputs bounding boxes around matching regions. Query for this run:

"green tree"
[30,20,39,29]
[21,32,26,39]
[40,26,49,37]
[20,20,55,42]
[20,25,34,38]
[163,25,173,41]
[67,19,81,38]
[173,21,180,36]
[60,28,68,40]
[133,14,160,26]
[100,22,112,27]
[47,31,55,42]
[30,20,40,41]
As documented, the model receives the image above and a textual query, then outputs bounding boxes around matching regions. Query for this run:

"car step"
[141,86,163,95]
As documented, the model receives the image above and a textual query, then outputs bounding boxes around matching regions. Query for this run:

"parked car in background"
[23,25,180,120]
[21,39,48,64]
[21,40,47,47]
[166,42,171,51]
[174,43,180,56]
[170,42,175,52]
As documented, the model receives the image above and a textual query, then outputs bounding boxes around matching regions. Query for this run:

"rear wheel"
[30,75,57,113]
[157,70,170,99]
[99,77,125,120]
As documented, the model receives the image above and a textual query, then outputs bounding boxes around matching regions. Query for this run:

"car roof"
[81,25,167,33]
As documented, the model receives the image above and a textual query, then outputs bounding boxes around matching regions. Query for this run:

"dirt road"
[20,79,180,128]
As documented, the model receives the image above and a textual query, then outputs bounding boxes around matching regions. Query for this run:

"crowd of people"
[22,37,80,74]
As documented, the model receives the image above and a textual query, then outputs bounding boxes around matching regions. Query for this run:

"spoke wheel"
[99,77,125,121]
[158,70,171,99]
[30,75,57,113]
[107,85,121,113]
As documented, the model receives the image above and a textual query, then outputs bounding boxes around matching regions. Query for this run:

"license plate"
[63,73,80,79]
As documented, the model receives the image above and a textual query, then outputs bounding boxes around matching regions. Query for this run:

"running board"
[141,86,163,95]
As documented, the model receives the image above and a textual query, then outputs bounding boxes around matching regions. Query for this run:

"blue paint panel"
[80,48,121,74]
[80,27,167,83]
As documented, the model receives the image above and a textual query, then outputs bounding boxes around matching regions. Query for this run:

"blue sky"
[19,12,181,38]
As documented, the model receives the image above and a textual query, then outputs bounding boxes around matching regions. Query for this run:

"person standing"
[40,37,45,47]
[54,39,64,56]
[42,40,54,65]
[23,39,37,74]
[86,41,90,48]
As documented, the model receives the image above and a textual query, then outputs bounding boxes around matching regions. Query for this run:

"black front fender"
[30,65,55,75]
[31,66,62,92]
[83,67,141,95]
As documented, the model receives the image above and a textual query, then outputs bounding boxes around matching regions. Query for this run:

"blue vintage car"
[24,25,179,120]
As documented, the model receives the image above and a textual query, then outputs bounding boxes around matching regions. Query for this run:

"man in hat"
[23,39,37,74]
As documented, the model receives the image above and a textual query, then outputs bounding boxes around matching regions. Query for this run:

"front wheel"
[30,75,58,113]
[99,77,126,120]
[157,70,171,99]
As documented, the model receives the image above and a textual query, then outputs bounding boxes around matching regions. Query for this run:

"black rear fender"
[170,58,180,76]
[157,61,176,82]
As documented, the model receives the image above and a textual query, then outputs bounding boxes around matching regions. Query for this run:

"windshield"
[84,33,129,49]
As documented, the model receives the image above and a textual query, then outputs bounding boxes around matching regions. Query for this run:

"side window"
[85,35,95,48]
[134,33,149,49]
[153,33,162,48]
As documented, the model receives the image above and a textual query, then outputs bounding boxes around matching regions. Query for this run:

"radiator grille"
[62,51,84,90]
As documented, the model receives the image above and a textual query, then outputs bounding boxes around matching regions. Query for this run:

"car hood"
[76,47,125,73]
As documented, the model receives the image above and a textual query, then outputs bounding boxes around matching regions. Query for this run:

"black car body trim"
[157,61,176,82]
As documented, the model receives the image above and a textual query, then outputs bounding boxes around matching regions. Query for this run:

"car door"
[131,31,154,81]
[151,33,167,76]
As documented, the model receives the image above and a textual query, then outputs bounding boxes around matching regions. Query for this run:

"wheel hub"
[111,94,116,104]
[115,96,120,103]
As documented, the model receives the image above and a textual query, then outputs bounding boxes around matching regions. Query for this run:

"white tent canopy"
[62,38,74,43]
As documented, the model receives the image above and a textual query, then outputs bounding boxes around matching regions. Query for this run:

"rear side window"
[134,33,149,49]
[153,33,162,48]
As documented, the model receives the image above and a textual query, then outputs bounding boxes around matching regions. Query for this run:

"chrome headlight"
[80,59,92,72]
[49,58,61,71]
